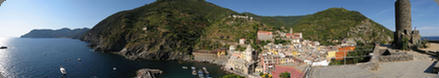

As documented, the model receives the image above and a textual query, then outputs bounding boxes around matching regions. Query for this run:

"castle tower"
[394,0,421,49]
[395,0,412,32]
[0,0,5,6]
[394,0,412,48]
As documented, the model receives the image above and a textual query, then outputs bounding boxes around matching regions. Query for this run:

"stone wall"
[378,52,414,62]
[135,68,163,78]
[192,52,228,65]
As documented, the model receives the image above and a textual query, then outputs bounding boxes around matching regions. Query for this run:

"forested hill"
[292,8,393,45]
[81,0,241,60]
[21,28,89,39]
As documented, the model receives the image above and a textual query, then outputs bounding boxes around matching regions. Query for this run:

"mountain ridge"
[21,28,89,39]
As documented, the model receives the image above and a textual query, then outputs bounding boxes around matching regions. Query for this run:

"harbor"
[187,66,213,78]
[0,38,228,78]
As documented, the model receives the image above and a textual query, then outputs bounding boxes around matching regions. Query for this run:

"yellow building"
[292,51,298,56]
[327,51,336,59]
[217,51,226,56]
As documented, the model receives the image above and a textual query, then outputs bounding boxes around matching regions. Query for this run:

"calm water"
[0,38,227,78]
[423,36,439,41]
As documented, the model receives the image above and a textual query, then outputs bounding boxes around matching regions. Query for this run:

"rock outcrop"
[135,68,163,78]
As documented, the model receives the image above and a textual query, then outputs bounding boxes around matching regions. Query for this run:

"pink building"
[257,31,273,41]
[286,33,302,39]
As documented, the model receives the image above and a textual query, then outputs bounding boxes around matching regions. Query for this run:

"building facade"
[258,31,273,41]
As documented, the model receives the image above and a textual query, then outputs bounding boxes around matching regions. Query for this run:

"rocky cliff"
[81,0,237,60]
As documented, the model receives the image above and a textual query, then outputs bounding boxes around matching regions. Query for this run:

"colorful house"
[326,51,336,59]
[239,38,246,44]
[285,33,303,39]
[335,52,348,60]
[334,46,356,60]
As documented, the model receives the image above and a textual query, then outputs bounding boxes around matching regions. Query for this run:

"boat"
[191,66,196,70]
[77,58,81,62]
[191,66,197,75]
[205,74,212,78]
[198,69,204,78]
[182,66,188,69]
[0,46,7,49]
[202,67,209,74]
[113,67,117,71]
[60,66,67,75]
[192,70,197,75]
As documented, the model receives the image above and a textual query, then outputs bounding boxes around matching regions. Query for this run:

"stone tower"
[0,0,5,6]
[394,0,421,49]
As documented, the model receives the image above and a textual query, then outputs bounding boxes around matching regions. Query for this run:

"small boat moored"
[182,66,188,69]
[0,46,7,49]
[202,67,209,74]
[60,66,67,75]
[192,70,197,75]
[191,66,196,70]
[77,58,81,62]
[198,69,204,78]
[113,67,117,71]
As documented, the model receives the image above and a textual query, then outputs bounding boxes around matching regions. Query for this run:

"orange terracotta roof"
[258,31,273,34]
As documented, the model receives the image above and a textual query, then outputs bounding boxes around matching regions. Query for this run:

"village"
[192,14,359,78]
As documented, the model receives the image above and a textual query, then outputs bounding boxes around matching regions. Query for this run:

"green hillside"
[82,0,393,60]
[242,13,304,31]
[292,8,393,45]
[82,0,239,60]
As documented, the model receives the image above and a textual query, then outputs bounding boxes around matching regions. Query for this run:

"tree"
[401,38,409,50]
[279,72,291,78]
[222,74,244,78]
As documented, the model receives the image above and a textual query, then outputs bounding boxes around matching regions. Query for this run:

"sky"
[0,0,438,38]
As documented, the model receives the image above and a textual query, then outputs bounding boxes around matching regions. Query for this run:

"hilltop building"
[258,31,273,41]
[393,0,421,49]
[230,14,254,20]
[239,38,246,45]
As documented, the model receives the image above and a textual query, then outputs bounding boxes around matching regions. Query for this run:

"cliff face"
[81,0,236,60]
[21,28,89,39]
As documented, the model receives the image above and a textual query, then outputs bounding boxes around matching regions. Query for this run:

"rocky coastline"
[135,68,163,78]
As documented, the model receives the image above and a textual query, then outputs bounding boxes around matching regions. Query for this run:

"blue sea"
[423,36,439,41]
[0,38,226,78]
